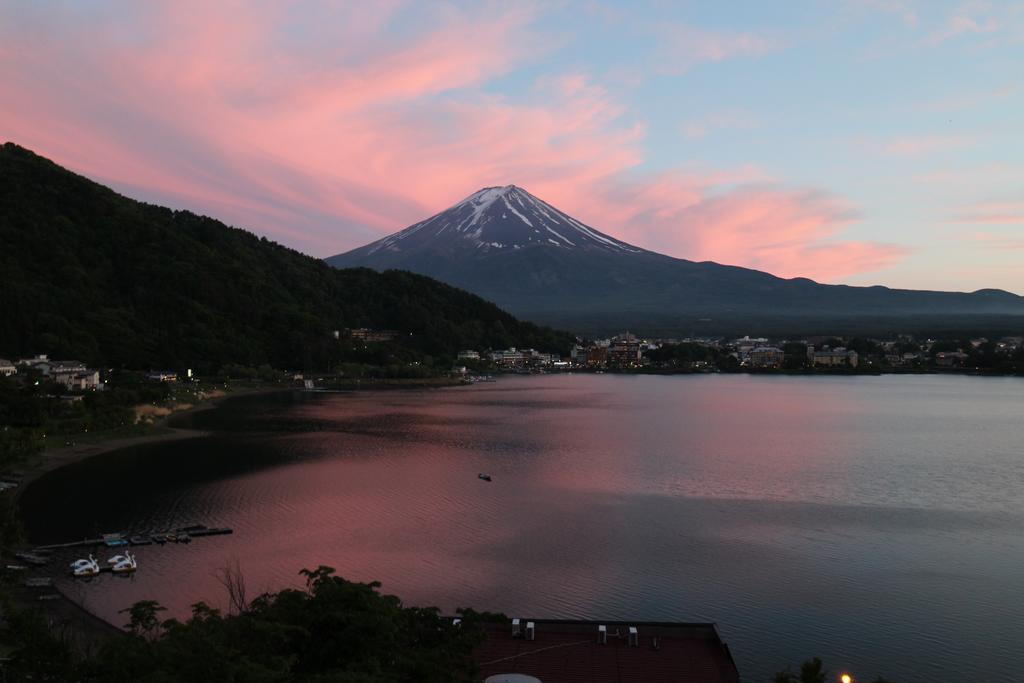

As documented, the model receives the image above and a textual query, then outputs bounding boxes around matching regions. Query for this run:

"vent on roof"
[526,621,536,641]
[512,618,521,637]
[598,624,607,644]
[628,626,639,647]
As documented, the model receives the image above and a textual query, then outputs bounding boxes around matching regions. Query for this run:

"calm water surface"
[20,374,1024,681]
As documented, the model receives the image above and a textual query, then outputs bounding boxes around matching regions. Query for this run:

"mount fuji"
[327,185,1024,335]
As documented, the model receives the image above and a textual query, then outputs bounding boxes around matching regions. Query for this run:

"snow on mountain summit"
[365,185,643,255]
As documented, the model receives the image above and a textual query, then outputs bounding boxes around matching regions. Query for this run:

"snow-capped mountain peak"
[364,185,643,255]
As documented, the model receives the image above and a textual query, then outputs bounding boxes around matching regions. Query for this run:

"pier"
[33,524,233,553]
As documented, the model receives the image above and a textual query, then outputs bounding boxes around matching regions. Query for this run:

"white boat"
[111,551,137,574]
[71,555,100,577]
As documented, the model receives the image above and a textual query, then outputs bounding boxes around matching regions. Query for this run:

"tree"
[120,600,167,640]
[773,657,827,683]
[88,567,503,682]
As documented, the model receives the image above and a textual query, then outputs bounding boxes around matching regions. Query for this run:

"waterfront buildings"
[0,359,15,377]
[808,346,859,368]
[748,346,784,369]
[489,348,560,368]
[607,333,642,368]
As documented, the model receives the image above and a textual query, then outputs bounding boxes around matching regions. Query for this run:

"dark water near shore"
[20,374,1024,681]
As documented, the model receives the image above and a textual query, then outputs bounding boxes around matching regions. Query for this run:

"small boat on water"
[129,535,152,546]
[176,532,191,544]
[102,533,128,547]
[71,555,100,577]
[478,473,492,482]
[109,551,137,574]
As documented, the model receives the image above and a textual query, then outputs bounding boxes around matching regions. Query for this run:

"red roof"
[473,619,741,683]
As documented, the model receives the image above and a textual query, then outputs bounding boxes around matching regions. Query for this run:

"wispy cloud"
[653,23,781,74]
[923,1,1024,46]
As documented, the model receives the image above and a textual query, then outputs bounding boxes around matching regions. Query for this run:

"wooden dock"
[35,525,233,552]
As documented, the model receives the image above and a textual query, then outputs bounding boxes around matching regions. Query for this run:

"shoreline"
[11,385,289,505]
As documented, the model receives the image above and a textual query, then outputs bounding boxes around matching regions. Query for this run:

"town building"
[585,347,608,367]
[0,359,16,377]
[934,351,970,367]
[457,350,481,361]
[54,369,103,391]
[49,360,87,375]
[608,333,642,367]
[569,344,585,363]
[528,350,557,366]
[490,348,528,368]
[734,336,768,355]
[17,354,52,375]
[748,346,784,368]
[808,346,859,368]
[146,371,178,382]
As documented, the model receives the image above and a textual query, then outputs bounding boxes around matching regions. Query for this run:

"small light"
[840,675,852,683]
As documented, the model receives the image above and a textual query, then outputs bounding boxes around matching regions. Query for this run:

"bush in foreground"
[4,566,502,682]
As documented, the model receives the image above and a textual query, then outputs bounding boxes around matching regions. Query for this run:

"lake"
[19,374,1024,681]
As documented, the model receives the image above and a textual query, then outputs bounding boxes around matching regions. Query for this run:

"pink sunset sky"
[2,1,1022,292]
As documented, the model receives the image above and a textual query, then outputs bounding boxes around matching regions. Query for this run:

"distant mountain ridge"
[328,185,1024,335]
[0,144,571,370]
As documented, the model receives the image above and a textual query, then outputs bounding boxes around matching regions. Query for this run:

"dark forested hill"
[0,144,571,371]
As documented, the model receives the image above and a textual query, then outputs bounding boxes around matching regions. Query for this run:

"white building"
[49,360,87,375]
[457,350,481,361]
[17,354,51,375]
[0,359,16,377]
[54,369,102,391]
[490,348,528,367]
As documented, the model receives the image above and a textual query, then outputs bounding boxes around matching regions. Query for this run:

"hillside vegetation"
[0,143,571,371]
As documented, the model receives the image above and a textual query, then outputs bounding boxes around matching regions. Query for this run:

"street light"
[840,675,852,683]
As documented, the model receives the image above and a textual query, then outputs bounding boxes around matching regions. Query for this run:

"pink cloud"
[620,187,909,281]
[0,2,902,284]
